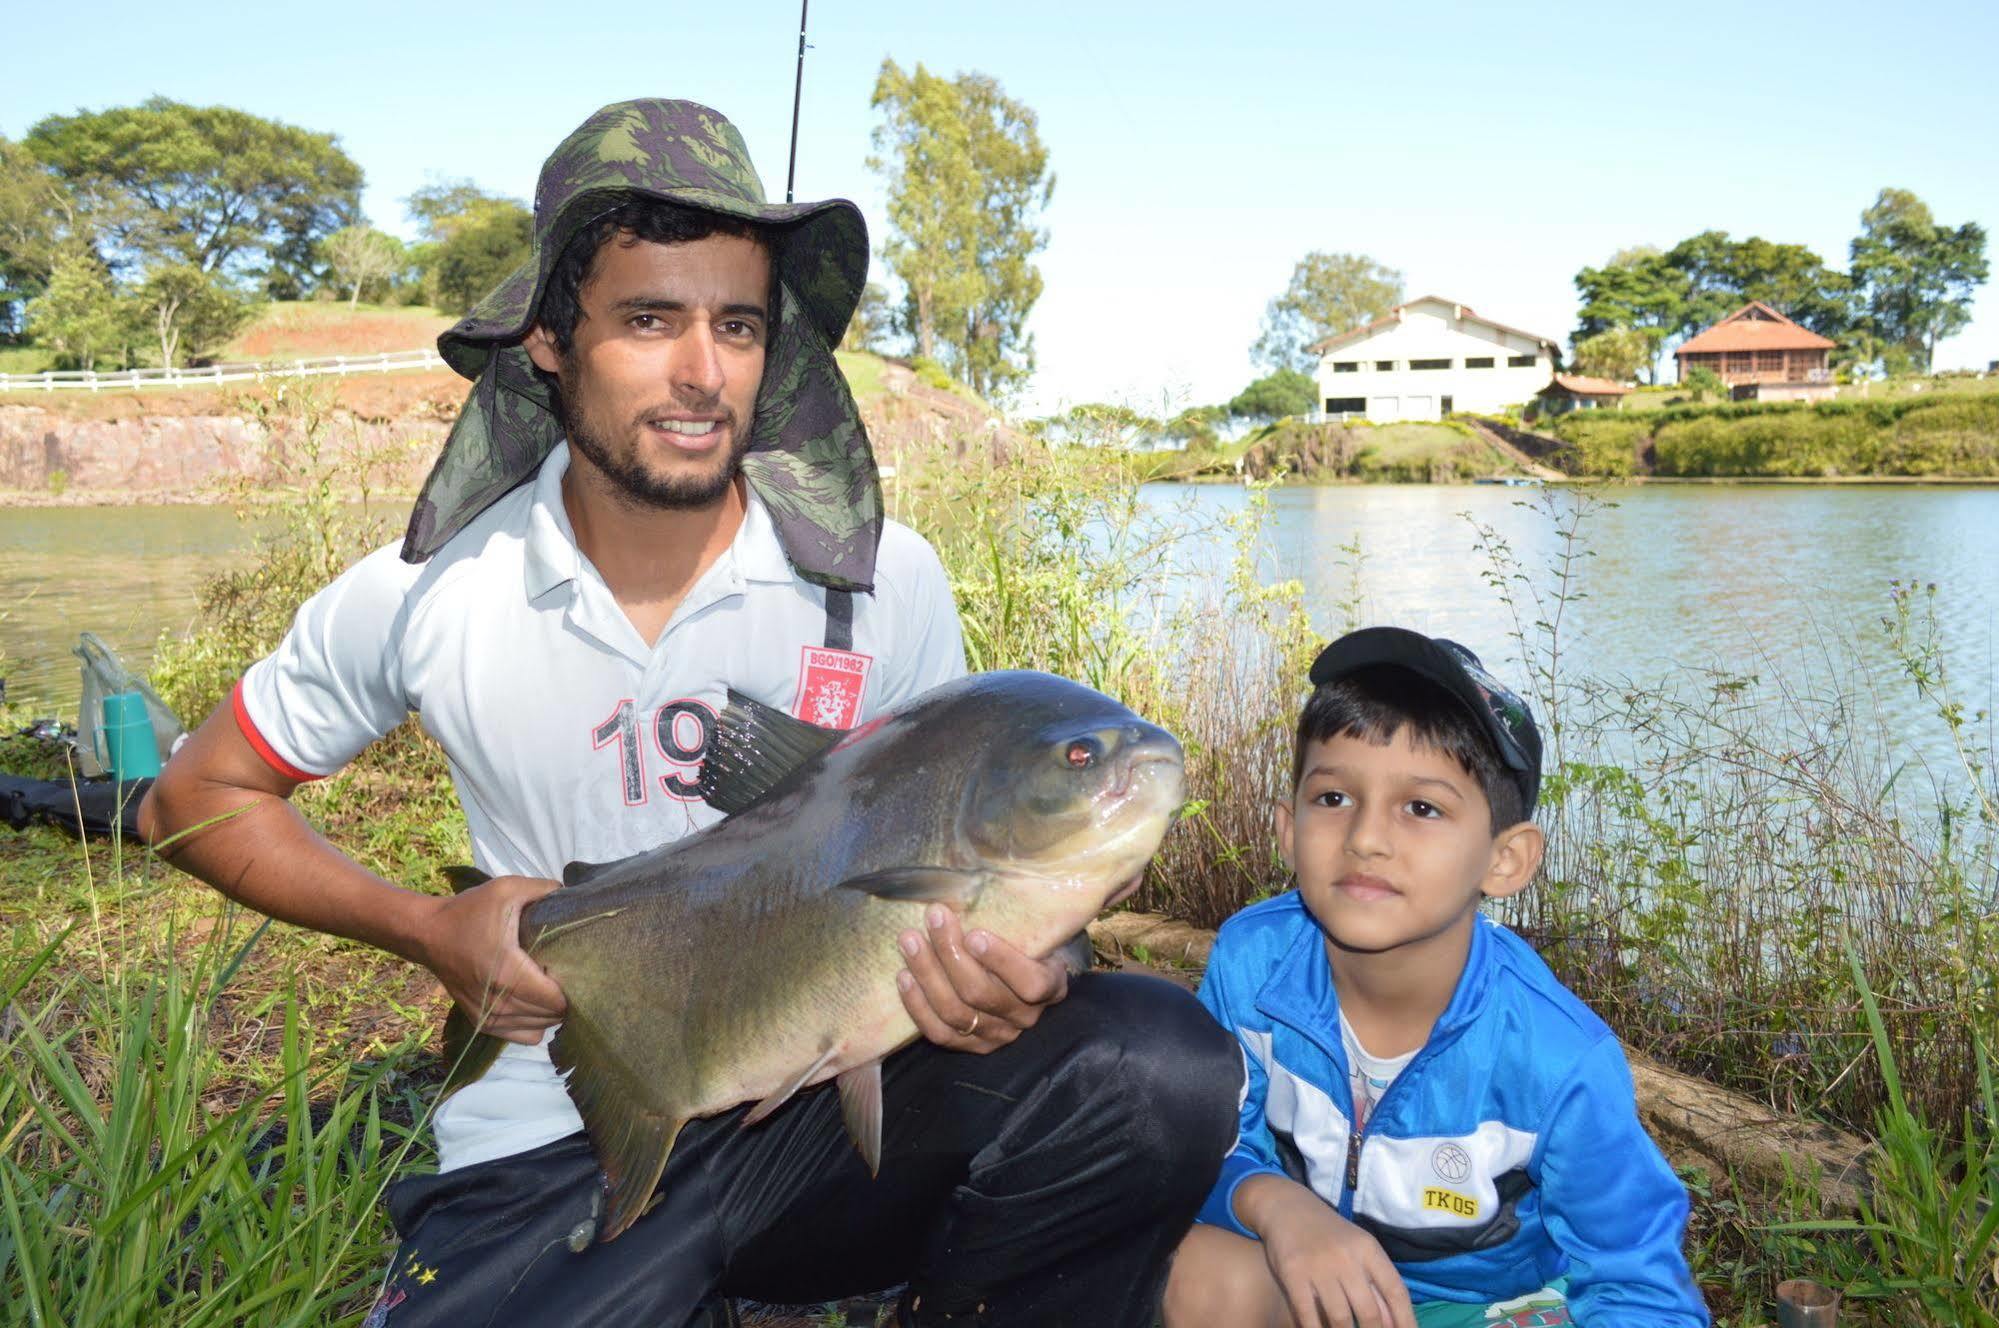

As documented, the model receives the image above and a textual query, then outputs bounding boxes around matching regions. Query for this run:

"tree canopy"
[1850,188,1989,371]
[428,201,532,316]
[1573,231,1851,378]
[1228,367,1318,422]
[24,99,362,296]
[870,60,1053,401]
[1571,327,1651,383]
[0,137,81,319]
[1252,252,1403,374]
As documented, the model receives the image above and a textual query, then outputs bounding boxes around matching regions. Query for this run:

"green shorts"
[1413,1279,1569,1327]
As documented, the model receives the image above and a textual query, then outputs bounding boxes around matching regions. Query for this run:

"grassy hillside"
[1237,417,1531,483]
[222,300,454,361]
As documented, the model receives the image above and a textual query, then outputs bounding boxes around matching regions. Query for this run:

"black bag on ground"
[0,774,150,841]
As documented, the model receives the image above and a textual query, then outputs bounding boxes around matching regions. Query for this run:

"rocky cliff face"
[0,405,445,496]
[0,359,1013,501]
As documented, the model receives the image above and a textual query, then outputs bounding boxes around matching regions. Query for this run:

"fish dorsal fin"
[442,865,490,895]
[548,1008,687,1242]
[562,859,620,889]
[699,688,847,815]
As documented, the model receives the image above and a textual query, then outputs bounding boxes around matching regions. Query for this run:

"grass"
[834,350,888,405]
[0,345,54,376]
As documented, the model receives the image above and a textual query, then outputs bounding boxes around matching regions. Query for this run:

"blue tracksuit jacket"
[1196,892,1707,1326]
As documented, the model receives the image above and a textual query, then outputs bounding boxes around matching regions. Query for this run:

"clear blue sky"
[7,0,1996,412]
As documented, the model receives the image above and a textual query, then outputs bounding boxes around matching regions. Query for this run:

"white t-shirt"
[1339,1011,1415,1132]
[237,442,968,1169]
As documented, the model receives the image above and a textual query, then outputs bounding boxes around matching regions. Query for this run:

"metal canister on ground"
[1775,1278,1839,1327]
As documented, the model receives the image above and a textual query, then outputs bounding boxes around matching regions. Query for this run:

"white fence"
[0,348,446,394]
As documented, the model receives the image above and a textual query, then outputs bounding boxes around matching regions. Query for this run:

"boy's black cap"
[1308,626,1543,816]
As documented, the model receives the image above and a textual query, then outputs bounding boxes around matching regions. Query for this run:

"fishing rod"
[785,0,810,203]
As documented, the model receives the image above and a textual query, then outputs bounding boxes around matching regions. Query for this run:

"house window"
[1331,361,1359,373]
[1465,357,1495,368]
[1324,397,1365,414]
[1756,351,1784,372]
[1409,358,1450,370]
[1726,352,1753,374]
[1375,360,1396,371]
[1507,355,1536,367]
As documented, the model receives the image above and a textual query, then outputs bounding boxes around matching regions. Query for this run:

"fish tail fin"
[549,1012,687,1242]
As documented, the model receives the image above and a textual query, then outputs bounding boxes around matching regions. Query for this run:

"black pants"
[370,974,1241,1328]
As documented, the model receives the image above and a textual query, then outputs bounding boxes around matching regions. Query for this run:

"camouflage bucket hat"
[402,98,881,590]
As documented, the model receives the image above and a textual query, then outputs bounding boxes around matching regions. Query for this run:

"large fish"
[443,670,1187,1241]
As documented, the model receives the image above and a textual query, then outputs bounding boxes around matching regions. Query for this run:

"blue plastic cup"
[101,691,162,781]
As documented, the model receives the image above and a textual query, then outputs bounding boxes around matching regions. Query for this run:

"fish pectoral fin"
[437,1002,505,1100]
[835,867,989,906]
[742,1042,842,1128]
[548,1014,685,1243]
[700,689,848,815]
[837,1061,884,1176]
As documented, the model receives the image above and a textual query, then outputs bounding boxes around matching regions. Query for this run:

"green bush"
[1652,397,1999,477]
[1548,395,1999,477]
[1551,415,1645,476]
[907,355,955,392]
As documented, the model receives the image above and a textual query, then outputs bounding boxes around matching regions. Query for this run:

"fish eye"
[1064,738,1102,769]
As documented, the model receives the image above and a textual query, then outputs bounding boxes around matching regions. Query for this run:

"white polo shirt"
[236,441,967,1169]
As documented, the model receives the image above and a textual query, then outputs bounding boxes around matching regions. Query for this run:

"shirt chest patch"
[793,646,873,729]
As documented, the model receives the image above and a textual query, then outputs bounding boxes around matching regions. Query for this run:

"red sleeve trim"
[231,680,325,784]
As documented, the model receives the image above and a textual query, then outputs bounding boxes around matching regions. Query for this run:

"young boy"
[1166,627,1707,1328]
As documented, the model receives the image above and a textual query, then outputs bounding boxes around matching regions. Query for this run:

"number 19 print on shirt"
[588,650,872,808]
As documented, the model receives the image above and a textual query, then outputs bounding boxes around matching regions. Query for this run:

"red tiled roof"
[1542,374,1631,397]
[1675,301,1836,356]
[1307,296,1558,356]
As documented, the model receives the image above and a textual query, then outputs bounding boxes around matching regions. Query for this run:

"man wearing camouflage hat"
[142,99,1238,1326]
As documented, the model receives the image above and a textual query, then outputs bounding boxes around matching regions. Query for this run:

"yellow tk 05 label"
[1422,1187,1480,1219]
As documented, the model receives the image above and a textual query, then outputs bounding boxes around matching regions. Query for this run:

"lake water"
[3,485,1995,775]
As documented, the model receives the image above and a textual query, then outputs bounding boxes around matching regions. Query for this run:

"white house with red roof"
[1308,296,1560,423]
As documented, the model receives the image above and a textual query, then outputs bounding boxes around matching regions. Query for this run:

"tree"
[1571,328,1650,383]
[1573,247,1681,381]
[1251,252,1403,374]
[1850,188,1989,371]
[320,225,407,307]
[134,264,252,367]
[841,281,896,354]
[406,179,509,241]
[1575,234,1854,379]
[1228,367,1318,422]
[0,137,83,325]
[23,100,362,292]
[870,60,1053,400]
[429,200,533,316]
[24,253,125,370]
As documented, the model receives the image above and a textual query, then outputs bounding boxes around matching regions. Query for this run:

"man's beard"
[556,367,753,511]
